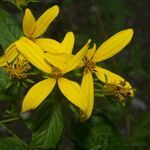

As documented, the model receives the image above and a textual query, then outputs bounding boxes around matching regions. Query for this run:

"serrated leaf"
[31,100,64,149]
[0,137,25,150]
[74,113,125,150]
[0,8,22,49]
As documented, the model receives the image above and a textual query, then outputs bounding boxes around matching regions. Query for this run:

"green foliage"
[3,0,38,10]
[0,69,11,92]
[0,68,20,101]
[0,8,22,49]
[31,97,64,149]
[0,69,17,101]
[73,111,126,150]
[0,137,25,150]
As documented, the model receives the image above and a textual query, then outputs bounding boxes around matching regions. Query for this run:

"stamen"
[83,57,96,72]
[103,80,134,102]
[51,67,62,79]
[5,57,31,79]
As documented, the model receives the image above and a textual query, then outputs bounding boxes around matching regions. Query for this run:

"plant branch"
[0,117,18,124]
[0,123,28,147]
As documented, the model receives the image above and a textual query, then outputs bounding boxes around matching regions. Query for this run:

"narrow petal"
[63,39,91,74]
[95,66,133,92]
[16,37,51,73]
[58,78,86,111]
[81,71,94,120]
[23,8,36,37]
[44,53,73,69]
[93,29,134,62]
[86,43,96,60]
[61,32,75,54]
[33,5,59,38]
[0,44,18,67]
[22,78,56,112]
[35,38,62,53]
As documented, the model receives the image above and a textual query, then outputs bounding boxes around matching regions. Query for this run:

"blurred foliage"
[3,0,38,10]
[0,137,25,150]
[0,0,149,150]
[0,8,22,49]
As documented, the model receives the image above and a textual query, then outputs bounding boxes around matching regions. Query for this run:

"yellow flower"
[23,6,59,39]
[15,36,90,113]
[80,29,134,120]
[0,5,59,71]
[33,31,75,54]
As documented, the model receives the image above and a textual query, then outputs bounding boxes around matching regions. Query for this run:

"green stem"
[0,117,18,124]
[0,123,28,147]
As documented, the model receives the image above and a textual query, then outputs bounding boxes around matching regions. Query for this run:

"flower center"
[51,67,62,79]
[5,57,31,79]
[103,80,134,102]
[83,57,96,72]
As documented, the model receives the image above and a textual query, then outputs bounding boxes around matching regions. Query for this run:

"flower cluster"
[0,5,134,120]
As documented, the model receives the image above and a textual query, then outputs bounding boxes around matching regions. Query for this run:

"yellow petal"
[23,8,36,38]
[63,39,91,74]
[93,29,134,62]
[33,5,59,38]
[58,77,86,111]
[16,37,51,73]
[35,38,62,53]
[0,44,18,67]
[85,43,96,60]
[81,71,94,120]
[22,78,56,112]
[44,53,73,69]
[95,66,133,92]
[61,32,75,54]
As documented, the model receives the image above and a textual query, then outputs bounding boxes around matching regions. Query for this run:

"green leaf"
[0,8,22,49]
[0,137,25,150]
[74,112,126,150]
[31,100,64,149]
[0,68,11,91]
[0,68,13,101]
[0,68,20,101]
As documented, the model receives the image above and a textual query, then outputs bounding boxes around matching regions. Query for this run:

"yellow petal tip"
[52,5,59,14]
[88,39,91,44]
[21,107,27,113]
[25,8,30,12]
[125,28,134,38]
